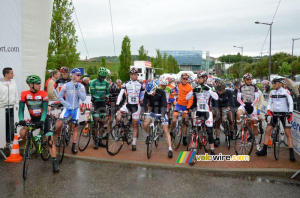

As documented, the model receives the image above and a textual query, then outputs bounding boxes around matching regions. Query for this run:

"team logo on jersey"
[26,94,33,100]
[35,95,42,100]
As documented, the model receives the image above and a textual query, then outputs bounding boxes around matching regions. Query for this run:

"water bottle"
[36,133,42,144]
[280,131,285,141]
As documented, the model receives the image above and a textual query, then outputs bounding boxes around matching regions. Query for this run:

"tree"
[93,66,98,75]
[87,67,94,76]
[153,49,163,75]
[118,36,132,81]
[47,0,80,70]
[101,57,106,68]
[278,62,292,76]
[138,45,148,61]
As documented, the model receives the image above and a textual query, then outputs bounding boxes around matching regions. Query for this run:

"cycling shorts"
[194,111,213,127]
[267,114,291,129]
[60,108,80,124]
[119,104,141,120]
[30,115,50,135]
[238,105,257,120]
[145,112,168,125]
[93,101,107,117]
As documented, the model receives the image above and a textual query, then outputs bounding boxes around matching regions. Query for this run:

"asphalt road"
[1,157,300,198]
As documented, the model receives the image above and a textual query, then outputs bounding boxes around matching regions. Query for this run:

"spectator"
[264,83,270,93]
[0,67,19,143]
[44,72,53,92]
[82,77,90,94]
[47,70,61,101]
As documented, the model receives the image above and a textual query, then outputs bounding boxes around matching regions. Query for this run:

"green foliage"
[219,54,254,64]
[118,36,132,82]
[47,0,80,70]
[101,57,106,68]
[138,45,148,61]
[87,67,94,76]
[278,62,291,76]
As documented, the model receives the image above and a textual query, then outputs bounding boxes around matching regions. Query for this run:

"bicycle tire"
[273,127,280,160]
[78,123,92,152]
[188,132,200,166]
[57,129,66,164]
[23,139,31,180]
[172,121,183,150]
[106,125,124,156]
[258,120,264,144]
[224,121,230,149]
[126,129,133,145]
[234,127,254,155]
[40,136,50,161]
[203,131,209,153]
[147,126,153,159]
[154,128,160,147]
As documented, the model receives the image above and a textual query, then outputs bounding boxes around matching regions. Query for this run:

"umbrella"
[284,78,299,96]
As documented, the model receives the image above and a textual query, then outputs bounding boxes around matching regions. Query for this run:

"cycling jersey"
[187,84,219,112]
[54,77,71,92]
[232,89,240,108]
[177,83,193,107]
[142,89,167,115]
[58,81,86,110]
[267,87,293,112]
[237,84,259,106]
[217,89,234,108]
[19,90,48,121]
[116,80,145,105]
[159,86,172,101]
[167,84,178,100]
[90,79,110,102]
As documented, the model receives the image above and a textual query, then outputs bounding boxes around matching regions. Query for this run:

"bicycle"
[143,113,164,159]
[19,122,51,180]
[257,118,265,144]
[171,110,184,150]
[271,113,289,160]
[106,111,133,156]
[187,115,209,166]
[234,114,255,155]
[222,109,231,149]
[57,115,74,164]
[78,108,94,152]
[48,103,63,134]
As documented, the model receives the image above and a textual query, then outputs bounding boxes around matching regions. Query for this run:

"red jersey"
[20,90,48,117]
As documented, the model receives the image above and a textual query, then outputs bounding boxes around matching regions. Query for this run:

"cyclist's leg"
[170,103,180,132]
[236,106,245,131]
[205,112,215,154]
[283,118,295,161]
[162,115,172,150]
[131,105,141,148]
[20,126,29,140]
[143,116,151,135]
[256,115,275,155]
[56,108,67,146]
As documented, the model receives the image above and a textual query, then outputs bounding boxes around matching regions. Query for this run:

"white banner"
[79,95,92,122]
[291,112,300,156]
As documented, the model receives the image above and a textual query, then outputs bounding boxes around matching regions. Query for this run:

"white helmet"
[161,79,168,86]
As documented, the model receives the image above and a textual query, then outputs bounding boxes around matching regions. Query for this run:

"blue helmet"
[146,80,158,94]
[71,68,81,74]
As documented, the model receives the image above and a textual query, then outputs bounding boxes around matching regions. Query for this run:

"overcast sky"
[72,0,300,59]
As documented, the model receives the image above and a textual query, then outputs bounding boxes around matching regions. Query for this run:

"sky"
[72,0,300,59]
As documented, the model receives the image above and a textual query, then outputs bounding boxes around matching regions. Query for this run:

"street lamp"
[255,21,273,81]
[233,46,243,79]
[292,38,300,62]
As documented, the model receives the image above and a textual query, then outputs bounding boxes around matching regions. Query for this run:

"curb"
[64,153,299,178]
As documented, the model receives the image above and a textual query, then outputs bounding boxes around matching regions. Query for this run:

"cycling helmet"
[116,79,122,84]
[170,77,175,82]
[215,81,226,92]
[109,83,118,93]
[26,75,41,84]
[98,67,108,77]
[60,66,70,74]
[243,73,252,80]
[161,79,168,86]
[106,68,111,75]
[197,70,208,78]
[71,68,81,74]
[181,73,189,78]
[130,67,139,74]
[272,77,285,84]
[146,80,158,94]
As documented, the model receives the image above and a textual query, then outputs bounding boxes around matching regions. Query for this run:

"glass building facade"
[161,50,202,66]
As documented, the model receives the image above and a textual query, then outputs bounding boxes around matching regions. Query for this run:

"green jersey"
[159,86,172,101]
[90,79,110,102]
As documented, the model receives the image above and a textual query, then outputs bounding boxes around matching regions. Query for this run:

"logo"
[35,95,42,100]
[176,151,196,163]
[26,94,33,100]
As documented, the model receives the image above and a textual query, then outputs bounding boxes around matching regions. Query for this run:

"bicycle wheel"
[147,126,153,159]
[224,121,230,149]
[23,139,31,180]
[106,125,124,156]
[78,123,92,151]
[172,122,182,150]
[126,129,133,145]
[40,136,50,161]
[258,120,265,144]
[57,129,66,164]
[154,128,160,147]
[234,127,254,155]
[188,133,199,166]
[202,131,209,153]
[273,127,280,160]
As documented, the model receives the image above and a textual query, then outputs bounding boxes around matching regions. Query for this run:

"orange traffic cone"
[5,134,22,163]
[263,133,273,146]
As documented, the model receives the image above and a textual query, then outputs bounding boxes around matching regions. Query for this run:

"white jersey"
[267,87,293,113]
[186,84,219,112]
[116,80,145,105]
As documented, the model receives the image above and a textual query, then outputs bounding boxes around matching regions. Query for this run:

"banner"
[291,112,300,156]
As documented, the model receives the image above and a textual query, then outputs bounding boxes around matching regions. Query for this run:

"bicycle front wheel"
[172,123,182,150]
[57,129,67,164]
[235,127,254,155]
[106,125,124,156]
[40,136,50,161]
[273,127,280,160]
[23,139,31,180]
[78,123,92,152]
[224,121,230,149]
[147,126,154,159]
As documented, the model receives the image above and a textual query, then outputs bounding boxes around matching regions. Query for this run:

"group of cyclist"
[17,65,296,174]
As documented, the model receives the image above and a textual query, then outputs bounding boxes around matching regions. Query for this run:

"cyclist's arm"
[209,89,218,100]
[105,82,110,98]
[228,90,234,108]
[251,92,259,106]
[186,91,193,100]
[77,84,86,101]
[116,86,125,105]
[18,102,25,121]
[267,92,273,111]
[142,92,148,113]
[257,93,264,110]
[161,90,167,115]
[139,85,145,103]
[41,101,48,122]
[286,90,294,112]
[57,84,68,107]
[237,92,244,106]
[89,81,99,100]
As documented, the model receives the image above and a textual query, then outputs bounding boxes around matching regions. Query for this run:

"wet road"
[1,157,300,198]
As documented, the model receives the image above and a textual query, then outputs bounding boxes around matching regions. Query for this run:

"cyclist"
[252,81,265,135]
[214,81,235,146]
[54,66,71,93]
[236,73,260,151]
[57,68,86,154]
[143,81,173,158]
[116,67,145,151]
[19,75,59,172]
[170,73,193,146]
[89,67,110,149]
[159,79,173,109]
[256,77,295,161]
[186,71,219,155]
[232,81,241,108]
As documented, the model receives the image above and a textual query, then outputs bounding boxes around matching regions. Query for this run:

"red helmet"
[60,67,70,74]
[130,67,139,74]
[197,70,207,78]
[243,73,252,80]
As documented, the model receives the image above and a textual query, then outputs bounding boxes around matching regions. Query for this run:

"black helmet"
[272,77,285,84]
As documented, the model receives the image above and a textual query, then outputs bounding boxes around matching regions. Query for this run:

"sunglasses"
[182,78,188,80]
[272,82,280,85]
[76,74,81,77]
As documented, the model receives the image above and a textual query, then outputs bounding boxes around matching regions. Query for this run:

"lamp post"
[233,46,243,80]
[292,38,300,62]
[255,21,273,81]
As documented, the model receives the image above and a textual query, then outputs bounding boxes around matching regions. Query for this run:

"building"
[161,50,202,73]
